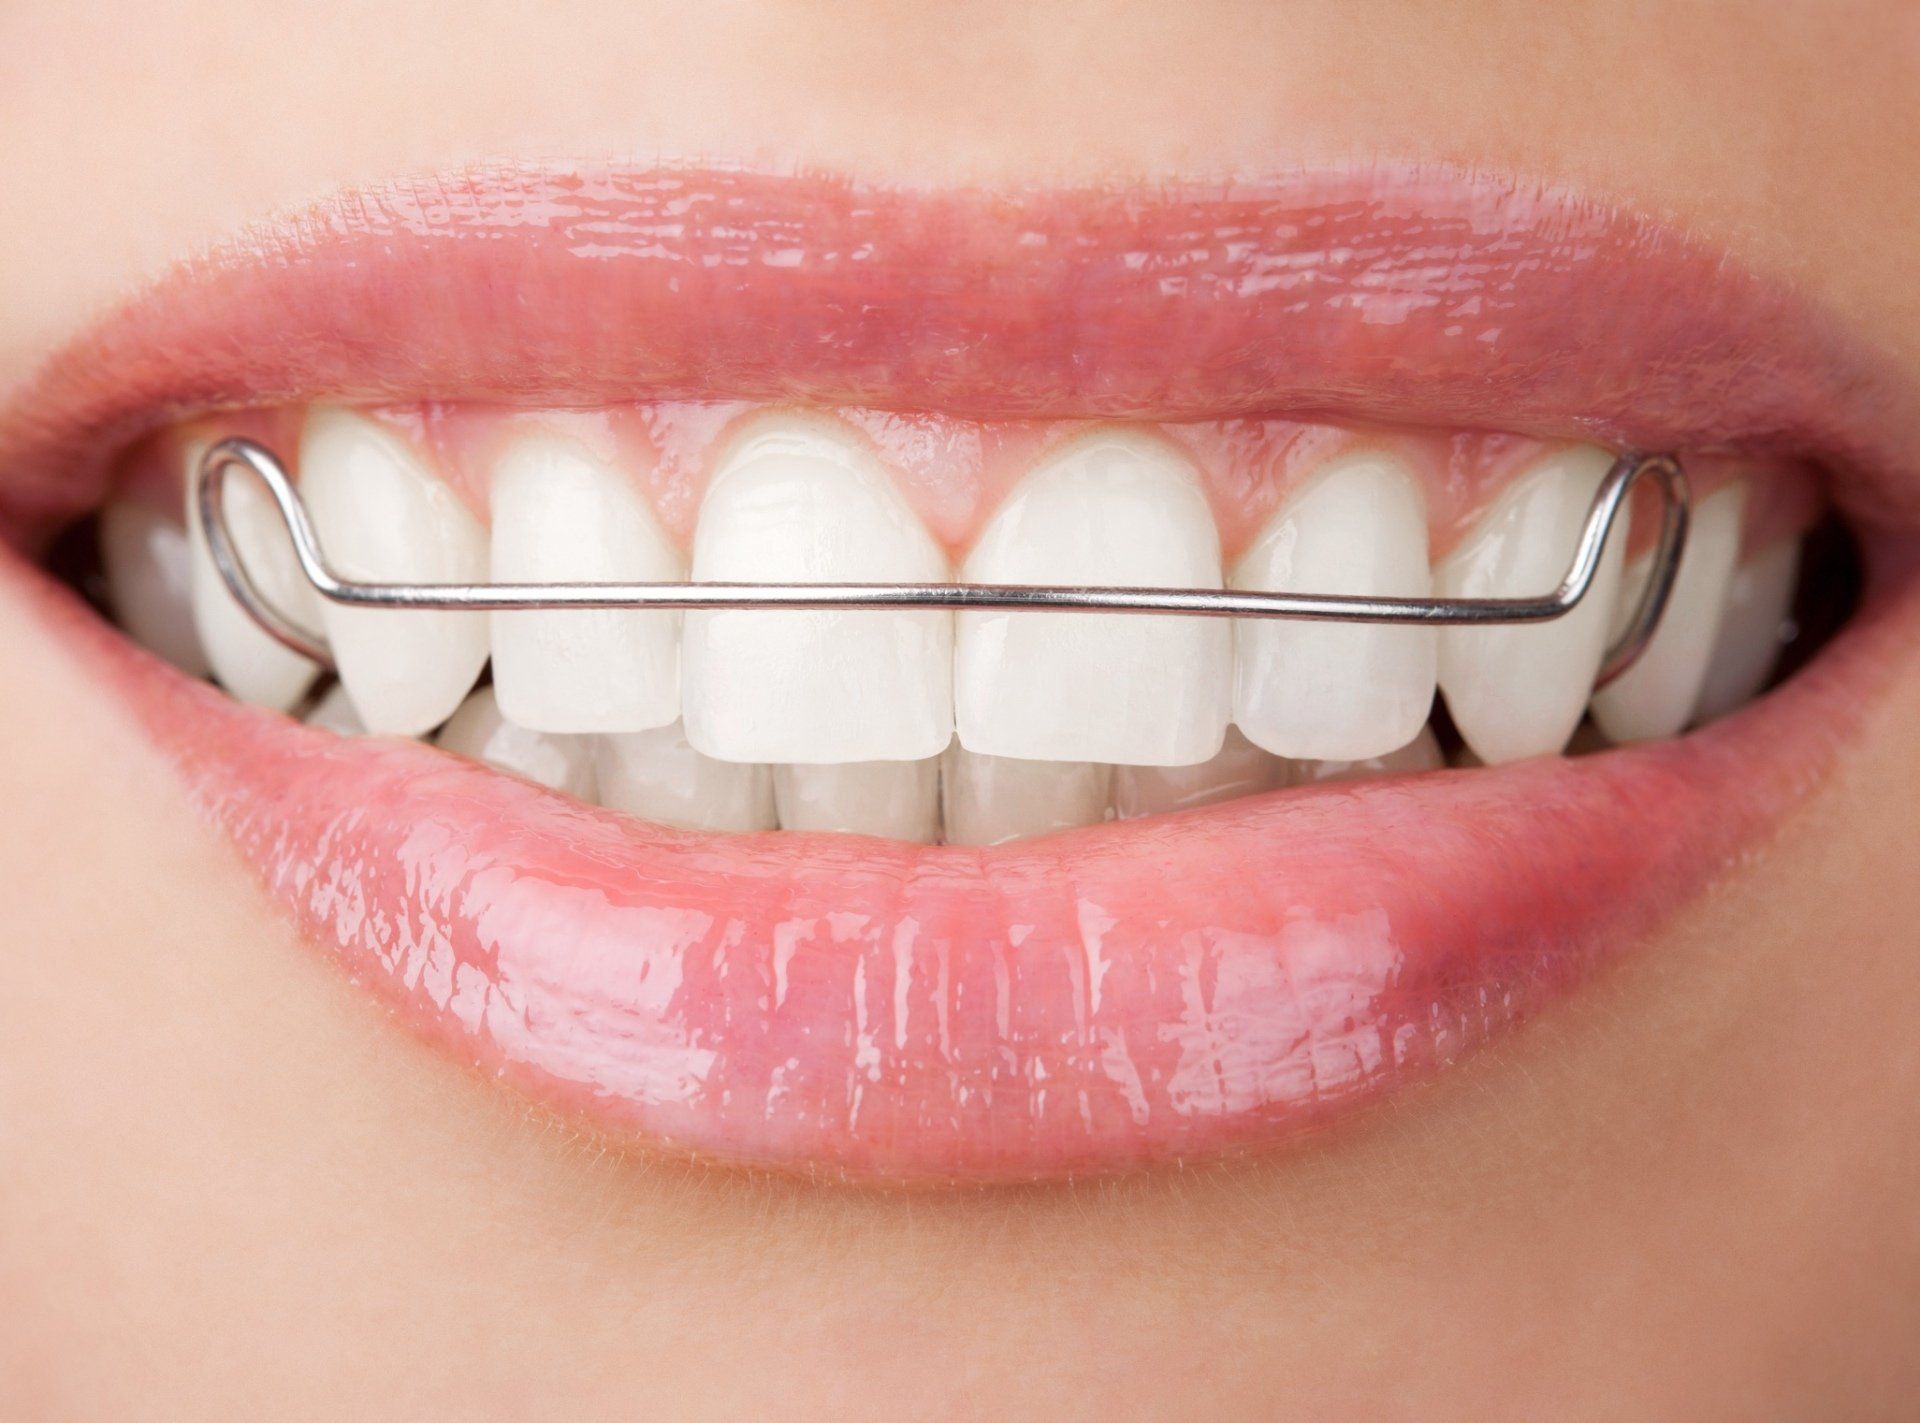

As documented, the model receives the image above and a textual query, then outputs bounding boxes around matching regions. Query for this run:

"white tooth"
[1591,482,1749,743]
[1692,535,1801,725]
[299,409,490,736]
[1437,446,1630,764]
[184,442,323,710]
[435,686,596,798]
[1293,724,1445,784]
[955,429,1231,766]
[940,745,1111,846]
[774,759,941,842]
[682,418,951,763]
[99,502,210,677]
[1232,452,1436,760]
[593,721,776,832]
[489,431,681,734]
[302,683,366,737]
[1112,726,1289,819]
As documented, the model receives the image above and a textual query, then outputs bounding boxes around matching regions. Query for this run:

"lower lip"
[20,553,1902,1183]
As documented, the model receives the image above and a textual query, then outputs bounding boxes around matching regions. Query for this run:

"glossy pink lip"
[4,162,1917,1182]
[2,163,1917,540]
[26,558,1899,1180]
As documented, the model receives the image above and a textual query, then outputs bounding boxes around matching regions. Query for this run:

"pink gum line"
[128,402,1818,564]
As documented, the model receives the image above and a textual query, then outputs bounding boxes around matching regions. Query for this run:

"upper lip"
[1,160,1916,543]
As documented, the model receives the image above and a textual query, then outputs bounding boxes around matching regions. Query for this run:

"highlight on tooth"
[86,406,1833,848]
[681,413,954,765]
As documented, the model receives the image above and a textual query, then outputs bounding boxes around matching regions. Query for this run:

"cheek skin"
[1,570,1918,1413]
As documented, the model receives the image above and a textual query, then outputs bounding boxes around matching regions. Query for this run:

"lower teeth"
[279,680,1606,845]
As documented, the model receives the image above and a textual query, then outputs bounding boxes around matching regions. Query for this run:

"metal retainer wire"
[194,438,1691,691]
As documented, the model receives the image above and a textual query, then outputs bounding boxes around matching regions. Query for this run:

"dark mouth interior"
[1769,513,1864,684]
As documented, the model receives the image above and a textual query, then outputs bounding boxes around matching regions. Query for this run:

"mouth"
[4,161,1913,1184]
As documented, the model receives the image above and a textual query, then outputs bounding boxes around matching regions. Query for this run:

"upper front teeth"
[301,409,490,736]
[105,408,1797,840]
[682,416,954,764]
[1436,445,1631,764]
[488,427,683,735]
[954,429,1231,766]
[1233,450,1437,761]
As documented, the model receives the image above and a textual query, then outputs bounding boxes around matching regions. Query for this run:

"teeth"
[682,417,952,763]
[434,687,596,797]
[302,683,366,737]
[955,429,1231,765]
[594,721,777,832]
[1437,446,1629,764]
[1692,536,1802,725]
[489,430,682,734]
[99,502,209,677]
[1113,727,1289,819]
[774,759,941,842]
[1232,452,1437,760]
[1590,482,1748,743]
[299,409,490,736]
[941,744,1111,846]
[1293,724,1445,784]
[175,401,1767,831]
[184,442,323,710]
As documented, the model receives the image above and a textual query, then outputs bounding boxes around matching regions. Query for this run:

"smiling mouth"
[3,161,1911,1183]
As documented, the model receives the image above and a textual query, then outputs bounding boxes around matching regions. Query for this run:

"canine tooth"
[1294,724,1445,784]
[1232,452,1436,760]
[184,442,323,710]
[1591,482,1748,743]
[1437,446,1629,764]
[1692,536,1802,724]
[594,721,776,831]
[489,431,681,734]
[1112,727,1289,819]
[941,745,1111,846]
[682,418,951,763]
[774,760,941,842]
[302,684,366,737]
[955,429,1231,766]
[100,503,209,677]
[435,686,595,797]
[300,409,490,736]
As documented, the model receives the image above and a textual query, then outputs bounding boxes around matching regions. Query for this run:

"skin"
[1,1,1917,1416]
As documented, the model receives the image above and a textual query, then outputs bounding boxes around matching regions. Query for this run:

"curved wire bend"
[194,438,1691,690]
